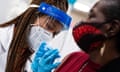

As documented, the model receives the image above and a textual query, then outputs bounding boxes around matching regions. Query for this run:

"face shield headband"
[37,2,72,30]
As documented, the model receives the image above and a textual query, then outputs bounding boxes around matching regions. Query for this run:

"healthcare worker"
[0,0,71,72]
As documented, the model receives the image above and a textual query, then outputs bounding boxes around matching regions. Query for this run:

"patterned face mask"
[72,21,108,52]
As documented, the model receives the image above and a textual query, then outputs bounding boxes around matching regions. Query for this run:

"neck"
[89,48,103,65]
[89,39,120,66]
[101,39,120,65]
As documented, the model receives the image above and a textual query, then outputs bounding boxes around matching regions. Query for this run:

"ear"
[105,20,120,38]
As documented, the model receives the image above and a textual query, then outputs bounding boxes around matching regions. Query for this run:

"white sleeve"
[24,53,35,72]
[24,59,33,72]
[0,41,6,55]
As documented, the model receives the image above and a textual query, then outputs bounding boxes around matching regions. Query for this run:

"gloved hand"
[31,42,48,72]
[37,49,61,72]
[31,42,61,72]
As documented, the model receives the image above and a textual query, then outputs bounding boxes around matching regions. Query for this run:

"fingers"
[37,49,59,64]
[43,49,58,59]
[38,41,47,52]
[44,49,60,63]
[50,62,61,69]
[35,41,50,58]
[32,48,61,72]
[35,51,44,57]
[39,49,60,65]
[31,62,38,72]
[49,53,60,64]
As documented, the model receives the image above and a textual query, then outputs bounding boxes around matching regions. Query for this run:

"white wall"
[70,9,88,27]
[0,0,14,24]
[0,0,31,24]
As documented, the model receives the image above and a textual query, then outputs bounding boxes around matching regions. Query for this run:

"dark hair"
[98,0,120,53]
[4,0,68,72]
[98,0,120,21]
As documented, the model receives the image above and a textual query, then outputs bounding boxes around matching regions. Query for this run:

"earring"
[100,44,105,56]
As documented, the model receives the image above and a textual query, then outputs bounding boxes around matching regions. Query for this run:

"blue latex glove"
[31,42,61,72]
[31,42,48,72]
[37,49,61,72]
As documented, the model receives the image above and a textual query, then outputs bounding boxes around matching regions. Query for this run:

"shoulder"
[60,51,89,66]
[63,51,89,64]
[55,51,89,72]
[67,51,89,59]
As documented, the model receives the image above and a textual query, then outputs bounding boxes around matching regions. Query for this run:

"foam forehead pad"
[38,2,72,29]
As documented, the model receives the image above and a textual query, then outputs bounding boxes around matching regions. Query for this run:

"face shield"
[28,2,72,51]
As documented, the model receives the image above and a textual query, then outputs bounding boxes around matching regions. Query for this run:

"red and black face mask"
[72,21,108,52]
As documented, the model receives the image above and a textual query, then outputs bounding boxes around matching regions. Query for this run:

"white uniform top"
[0,24,14,72]
[0,24,33,72]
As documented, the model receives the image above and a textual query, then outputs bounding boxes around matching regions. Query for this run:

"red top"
[55,51,101,72]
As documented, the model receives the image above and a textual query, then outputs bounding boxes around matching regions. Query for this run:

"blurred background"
[0,0,98,25]
[67,0,98,26]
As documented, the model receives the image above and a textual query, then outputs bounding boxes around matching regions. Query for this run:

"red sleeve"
[55,51,89,72]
